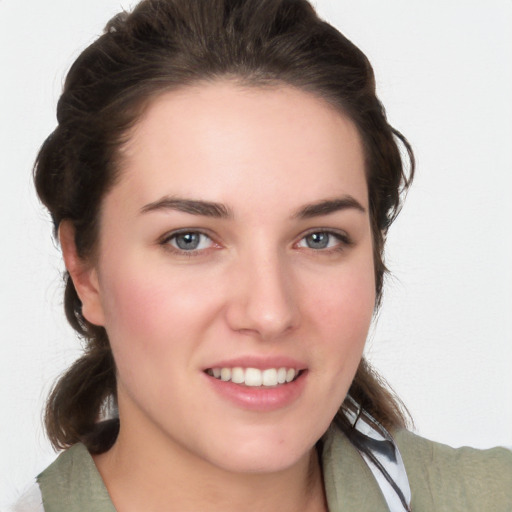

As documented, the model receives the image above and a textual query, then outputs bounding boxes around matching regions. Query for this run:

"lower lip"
[204,371,308,412]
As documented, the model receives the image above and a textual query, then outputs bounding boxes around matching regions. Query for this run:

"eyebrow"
[293,196,366,219]
[140,195,365,220]
[140,197,233,218]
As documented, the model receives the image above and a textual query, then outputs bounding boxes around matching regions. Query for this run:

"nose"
[225,250,300,340]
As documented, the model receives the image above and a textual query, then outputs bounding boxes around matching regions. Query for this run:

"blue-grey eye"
[305,232,330,249]
[169,232,212,251]
[298,231,344,250]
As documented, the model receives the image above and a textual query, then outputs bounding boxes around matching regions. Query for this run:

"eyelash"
[295,229,352,253]
[159,229,352,256]
[159,229,217,257]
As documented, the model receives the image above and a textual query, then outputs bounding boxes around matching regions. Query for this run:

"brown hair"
[36,0,414,454]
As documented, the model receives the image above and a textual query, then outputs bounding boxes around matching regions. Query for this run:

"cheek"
[101,272,166,342]
[96,264,221,414]
[295,258,375,433]
[304,255,376,376]
[313,263,375,337]
[97,262,217,360]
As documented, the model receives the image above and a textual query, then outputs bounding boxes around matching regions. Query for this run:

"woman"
[14,0,512,510]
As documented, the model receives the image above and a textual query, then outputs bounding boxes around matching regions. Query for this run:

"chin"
[214,446,311,475]
[198,424,322,475]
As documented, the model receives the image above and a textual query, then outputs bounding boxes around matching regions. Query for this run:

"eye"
[163,231,214,252]
[296,231,349,251]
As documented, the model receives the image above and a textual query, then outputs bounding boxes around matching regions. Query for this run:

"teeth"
[220,368,231,381]
[245,368,262,387]
[262,368,277,386]
[207,367,299,387]
[231,367,244,384]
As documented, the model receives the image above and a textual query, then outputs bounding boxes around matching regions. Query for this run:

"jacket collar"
[322,424,391,511]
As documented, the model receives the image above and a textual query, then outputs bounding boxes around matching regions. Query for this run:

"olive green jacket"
[36,427,512,511]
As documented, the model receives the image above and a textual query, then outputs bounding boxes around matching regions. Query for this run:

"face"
[80,82,375,474]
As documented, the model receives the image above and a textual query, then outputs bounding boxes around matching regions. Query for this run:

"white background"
[1,0,511,507]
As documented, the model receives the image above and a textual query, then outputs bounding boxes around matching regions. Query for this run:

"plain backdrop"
[1,0,511,506]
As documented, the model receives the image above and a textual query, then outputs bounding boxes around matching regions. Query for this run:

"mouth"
[204,367,303,387]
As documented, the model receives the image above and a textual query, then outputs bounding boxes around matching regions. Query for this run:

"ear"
[59,220,106,327]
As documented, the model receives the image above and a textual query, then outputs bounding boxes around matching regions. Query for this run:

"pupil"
[307,232,328,249]
[176,233,200,250]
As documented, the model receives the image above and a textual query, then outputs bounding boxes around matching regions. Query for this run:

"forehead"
[115,81,368,214]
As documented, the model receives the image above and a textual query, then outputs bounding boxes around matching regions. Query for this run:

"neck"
[93,414,327,512]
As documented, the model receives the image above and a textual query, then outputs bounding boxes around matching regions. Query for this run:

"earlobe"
[59,221,106,327]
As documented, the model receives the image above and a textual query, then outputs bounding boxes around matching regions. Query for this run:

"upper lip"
[203,355,307,371]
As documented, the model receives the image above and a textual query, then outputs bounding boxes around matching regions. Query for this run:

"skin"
[61,82,376,511]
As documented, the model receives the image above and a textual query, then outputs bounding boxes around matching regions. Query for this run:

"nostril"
[224,262,300,338]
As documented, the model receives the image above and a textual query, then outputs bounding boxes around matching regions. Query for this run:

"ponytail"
[44,295,117,453]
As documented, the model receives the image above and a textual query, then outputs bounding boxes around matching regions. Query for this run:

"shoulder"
[36,443,91,483]
[34,443,115,512]
[393,429,512,511]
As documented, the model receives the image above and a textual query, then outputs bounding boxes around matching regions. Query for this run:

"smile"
[205,367,301,387]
